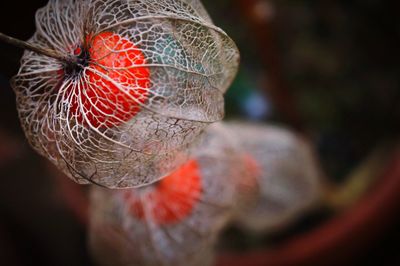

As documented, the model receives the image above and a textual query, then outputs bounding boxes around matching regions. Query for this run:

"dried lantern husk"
[11,0,239,188]
[89,123,246,266]
[228,122,322,233]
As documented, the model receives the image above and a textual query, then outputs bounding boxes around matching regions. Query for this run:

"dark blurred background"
[0,0,399,265]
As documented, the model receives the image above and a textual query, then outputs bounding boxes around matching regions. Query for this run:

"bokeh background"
[0,0,399,265]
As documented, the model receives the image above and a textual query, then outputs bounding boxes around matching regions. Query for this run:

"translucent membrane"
[89,123,246,266]
[12,0,239,188]
[228,122,322,233]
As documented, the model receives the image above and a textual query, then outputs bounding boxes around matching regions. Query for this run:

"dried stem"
[0,32,67,62]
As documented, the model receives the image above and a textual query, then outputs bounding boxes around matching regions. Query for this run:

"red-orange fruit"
[68,32,150,128]
[233,153,260,198]
[125,159,202,225]
[243,153,262,180]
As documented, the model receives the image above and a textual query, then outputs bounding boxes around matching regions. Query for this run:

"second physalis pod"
[89,123,246,266]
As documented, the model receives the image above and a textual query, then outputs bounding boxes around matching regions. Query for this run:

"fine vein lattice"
[12,0,239,188]
[89,123,246,266]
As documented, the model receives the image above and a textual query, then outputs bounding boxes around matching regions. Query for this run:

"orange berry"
[239,153,261,195]
[243,153,262,179]
[68,32,150,128]
[125,160,202,225]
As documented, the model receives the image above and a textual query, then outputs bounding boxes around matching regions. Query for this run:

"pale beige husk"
[228,122,322,233]
[12,0,239,188]
[89,123,246,266]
